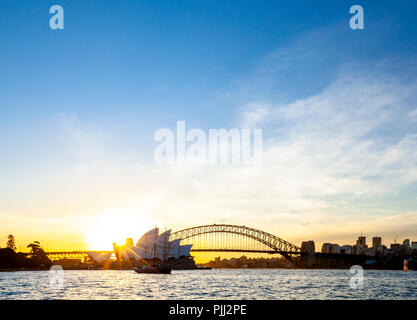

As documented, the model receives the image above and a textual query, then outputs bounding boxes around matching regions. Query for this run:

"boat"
[129,227,193,275]
[133,264,172,274]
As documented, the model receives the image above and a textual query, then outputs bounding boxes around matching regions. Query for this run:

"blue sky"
[1,1,417,250]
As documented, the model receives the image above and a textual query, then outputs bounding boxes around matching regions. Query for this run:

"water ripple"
[0,269,416,300]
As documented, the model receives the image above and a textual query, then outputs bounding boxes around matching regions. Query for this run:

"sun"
[85,211,152,250]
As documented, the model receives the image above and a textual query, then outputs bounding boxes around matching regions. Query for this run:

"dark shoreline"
[0,267,411,272]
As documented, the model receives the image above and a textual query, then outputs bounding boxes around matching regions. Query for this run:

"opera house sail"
[87,228,192,264]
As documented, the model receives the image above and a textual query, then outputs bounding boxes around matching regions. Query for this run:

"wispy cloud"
[44,50,417,247]
[4,24,417,249]
[259,71,417,198]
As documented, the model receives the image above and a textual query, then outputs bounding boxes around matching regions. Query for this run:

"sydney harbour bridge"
[44,224,301,261]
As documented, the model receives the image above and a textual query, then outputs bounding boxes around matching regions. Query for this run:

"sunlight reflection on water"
[1,269,416,300]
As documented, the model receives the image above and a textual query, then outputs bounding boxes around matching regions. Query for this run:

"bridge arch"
[170,224,300,255]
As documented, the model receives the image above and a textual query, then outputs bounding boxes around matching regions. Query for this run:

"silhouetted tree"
[27,241,41,254]
[0,240,52,269]
[27,241,51,268]
[6,234,16,251]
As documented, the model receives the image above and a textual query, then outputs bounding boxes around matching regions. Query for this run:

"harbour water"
[1,269,417,300]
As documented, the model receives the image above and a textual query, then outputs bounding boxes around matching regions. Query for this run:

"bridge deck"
[190,249,300,254]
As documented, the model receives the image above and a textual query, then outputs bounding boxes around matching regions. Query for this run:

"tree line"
[0,234,52,269]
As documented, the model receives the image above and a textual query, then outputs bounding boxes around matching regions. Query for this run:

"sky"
[1,1,417,256]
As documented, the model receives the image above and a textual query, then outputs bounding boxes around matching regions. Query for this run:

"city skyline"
[1,225,415,264]
[5,224,416,265]
[1,1,417,254]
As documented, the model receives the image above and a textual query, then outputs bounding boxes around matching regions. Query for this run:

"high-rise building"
[301,241,315,253]
[321,243,331,253]
[411,242,417,250]
[372,237,382,249]
[340,245,353,255]
[352,245,362,255]
[376,245,387,256]
[356,236,367,248]
[390,243,402,253]
[321,243,340,254]
[403,239,410,249]
[329,244,340,254]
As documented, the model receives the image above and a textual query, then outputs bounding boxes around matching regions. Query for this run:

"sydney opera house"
[86,228,192,265]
